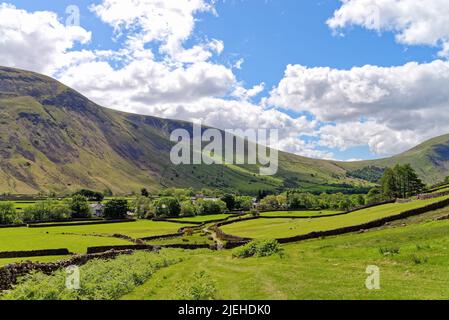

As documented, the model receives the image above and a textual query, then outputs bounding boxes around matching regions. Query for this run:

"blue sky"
[2,0,449,161]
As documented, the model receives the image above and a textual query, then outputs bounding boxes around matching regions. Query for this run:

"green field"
[221,196,449,239]
[123,215,449,300]
[3,194,449,300]
[0,220,194,255]
[260,210,342,217]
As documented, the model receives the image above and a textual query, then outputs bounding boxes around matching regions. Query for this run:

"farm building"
[90,203,105,217]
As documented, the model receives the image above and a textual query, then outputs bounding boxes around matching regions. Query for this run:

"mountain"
[339,134,449,184]
[1,66,447,195]
[0,66,368,195]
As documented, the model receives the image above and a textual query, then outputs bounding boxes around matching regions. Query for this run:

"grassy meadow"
[2,194,449,300]
[221,196,449,239]
[123,216,449,300]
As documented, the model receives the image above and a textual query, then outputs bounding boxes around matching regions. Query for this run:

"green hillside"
[339,134,449,184]
[1,66,448,194]
[0,66,365,195]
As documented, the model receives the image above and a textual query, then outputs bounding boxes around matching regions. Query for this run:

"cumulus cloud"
[4,0,449,159]
[0,3,91,74]
[90,0,216,60]
[266,60,449,154]
[328,0,449,57]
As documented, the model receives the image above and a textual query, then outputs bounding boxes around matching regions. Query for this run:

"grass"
[147,231,214,246]
[0,255,69,267]
[260,210,342,217]
[0,228,130,254]
[0,220,195,254]
[1,250,182,300]
[221,196,449,239]
[169,214,234,223]
[123,217,449,300]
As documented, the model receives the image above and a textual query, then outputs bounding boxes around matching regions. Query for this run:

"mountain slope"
[338,134,449,184]
[0,66,366,195]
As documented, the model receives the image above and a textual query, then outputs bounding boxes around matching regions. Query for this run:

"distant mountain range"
[0,66,448,195]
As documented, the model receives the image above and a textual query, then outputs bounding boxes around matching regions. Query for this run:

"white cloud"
[90,0,215,59]
[328,0,449,57]
[318,121,422,155]
[267,60,449,155]
[0,3,91,74]
[4,0,449,159]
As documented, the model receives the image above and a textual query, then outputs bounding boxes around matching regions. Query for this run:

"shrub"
[141,188,150,197]
[103,199,128,219]
[379,247,400,256]
[233,239,283,259]
[69,195,91,219]
[220,194,236,211]
[250,208,260,217]
[259,195,280,210]
[133,196,154,219]
[175,271,217,300]
[232,242,258,258]
[22,201,70,222]
[0,202,20,225]
[411,254,428,265]
[180,201,197,217]
[153,197,181,218]
[235,196,253,211]
[196,199,227,216]
[1,251,179,300]
[73,189,104,202]
[48,203,71,221]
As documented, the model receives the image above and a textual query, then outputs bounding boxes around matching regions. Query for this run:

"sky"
[1,0,449,161]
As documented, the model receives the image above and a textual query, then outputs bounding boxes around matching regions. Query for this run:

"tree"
[235,196,253,211]
[22,200,70,222]
[380,167,398,199]
[73,189,104,202]
[103,188,113,197]
[379,164,424,199]
[69,195,91,218]
[350,194,366,207]
[0,202,19,225]
[220,194,235,211]
[153,197,181,217]
[260,195,280,210]
[104,199,129,219]
[141,188,150,197]
[180,200,197,217]
[366,187,384,205]
[196,200,227,215]
[133,196,154,219]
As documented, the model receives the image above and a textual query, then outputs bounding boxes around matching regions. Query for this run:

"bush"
[69,195,91,219]
[235,196,253,211]
[1,251,179,300]
[232,239,283,259]
[153,197,181,218]
[0,202,20,225]
[175,271,217,300]
[180,200,197,217]
[196,200,227,216]
[379,247,400,256]
[22,201,70,222]
[73,189,104,202]
[103,199,128,219]
[220,194,235,211]
[133,196,154,219]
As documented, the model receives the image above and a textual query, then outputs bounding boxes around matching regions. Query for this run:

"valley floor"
[3,197,449,300]
[124,213,449,300]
